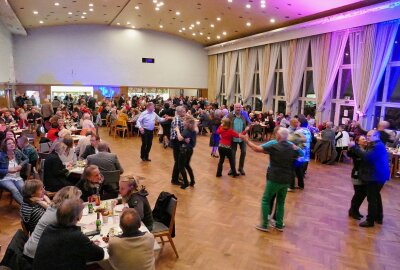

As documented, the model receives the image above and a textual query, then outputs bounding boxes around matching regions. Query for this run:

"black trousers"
[178,148,194,185]
[140,129,153,160]
[231,141,247,171]
[171,139,181,182]
[366,182,384,223]
[292,162,308,189]
[217,147,236,176]
[350,184,367,215]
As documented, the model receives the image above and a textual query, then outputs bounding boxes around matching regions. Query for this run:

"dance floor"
[1,127,400,270]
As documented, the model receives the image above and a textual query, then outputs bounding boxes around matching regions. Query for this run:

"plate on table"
[114,204,125,212]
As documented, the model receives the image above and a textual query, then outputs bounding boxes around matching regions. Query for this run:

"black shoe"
[180,184,189,189]
[216,174,222,177]
[375,219,383,225]
[231,173,240,177]
[348,210,361,220]
[228,171,233,176]
[239,169,246,175]
[144,158,151,162]
[189,181,195,187]
[171,181,181,186]
[359,220,374,227]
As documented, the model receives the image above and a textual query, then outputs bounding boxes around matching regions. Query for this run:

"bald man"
[107,209,155,270]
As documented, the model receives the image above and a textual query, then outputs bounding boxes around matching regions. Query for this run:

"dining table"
[387,147,400,177]
[78,200,160,267]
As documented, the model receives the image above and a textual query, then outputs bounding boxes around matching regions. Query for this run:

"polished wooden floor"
[1,128,400,270]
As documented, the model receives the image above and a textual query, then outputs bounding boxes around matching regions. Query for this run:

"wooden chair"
[114,120,129,139]
[0,188,14,205]
[151,198,179,258]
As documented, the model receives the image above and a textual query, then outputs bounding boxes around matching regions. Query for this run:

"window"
[277,100,286,114]
[254,98,263,111]
[373,106,382,128]
[387,66,400,102]
[376,75,385,102]
[304,101,316,117]
[330,103,336,123]
[307,45,312,67]
[339,69,354,99]
[392,28,400,62]
[343,40,351,64]
[385,107,400,130]
[277,72,284,96]
[305,70,315,98]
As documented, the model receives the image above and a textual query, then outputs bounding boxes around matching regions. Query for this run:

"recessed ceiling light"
[207,36,211,40]
[131,26,136,28]
[159,25,163,28]
[127,22,131,25]
[89,8,94,12]
[175,11,180,15]
[228,0,233,2]
[182,27,186,30]
[117,23,120,25]
[89,3,94,7]
[153,0,157,3]
[81,16,85,19]
[159,2,164,6]
[210,24,215,27]
[196,21,200,25]
[179,30,182,33]
[54,2,60,6]
[192,33,196,36]
[190,24,194,28]
[155,7,160,11]
[33,11,38,15]
[39,20,44,24]
[217,35,221,39]
[222,31,227,35]
[135,6,140,10]
[68,12,73,15]
[270,18,276,23]
[216,17,221,21]
[246,22,251,26]
[261,4,266,8]
[200,32,203,35]
[82,12,87,15]
[189,27,193,30]
[261,0,266,3]
[246,4,251,8]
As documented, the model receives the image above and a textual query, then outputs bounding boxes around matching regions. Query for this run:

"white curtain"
[238,49,248,102]
[281,41,290,98]
[282,38,310,113]
[361,21,400,115]
[242,48,258,103]
[314,30,349,112]
[216,54,224,97]
[224,51,239,102]
[349,25,376,116]
[259,44,280,106]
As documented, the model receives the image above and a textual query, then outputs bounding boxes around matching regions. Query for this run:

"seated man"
[75,130,93,159]
[75,165,118,202]
[33,199,104,270]
[107,208,155,270]
[80,134,100,160]
[27,108,42,125]
[87,142,123,174]
[17,135,39,170]
[118,176,153,230]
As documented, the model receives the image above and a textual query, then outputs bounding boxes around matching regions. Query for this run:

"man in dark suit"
[33,199,104,270]
[87,142,123,174]
[80,134,100,160]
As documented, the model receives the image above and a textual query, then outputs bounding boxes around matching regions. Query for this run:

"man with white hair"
[170,106,186,185]
[240,128,303,232]
[377,121,393,145]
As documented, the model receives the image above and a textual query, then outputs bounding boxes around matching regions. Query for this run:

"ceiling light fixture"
[246,4,251,8]
[192,33,196,36]
[176,11,180,15]
[54,2,60,6]
[155,7,160,11]
[153,0,157,3]
[217,35,221,39]
[182,27,186,30]
[89,3,94,7]
[39,20,44,24]
[210,24,214,27]
[246,22,251,26]
[196,21,200,25]
[83,12,87,15]
[33,11,38,15]
[216,17,221,21]
[222,31,227,35]
[228,0,233,2]
[190,24,194,27]
[179,30,182,32]
[68,12,73,15]
[159,2,164,6]
[261,4,266,8]
[127,22,131,25]
[200,32,203,35]
[270,18,276,23]
[81,16,85,19]
[89,8,94,11]
[207,36,211,40]
[131,26,136,28]
[189,27,193,30]
[135,6,140,10]
[159,25,164,28]
[117,23,120,25]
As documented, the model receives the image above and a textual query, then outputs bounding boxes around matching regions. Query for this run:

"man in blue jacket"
[349,130,390,227]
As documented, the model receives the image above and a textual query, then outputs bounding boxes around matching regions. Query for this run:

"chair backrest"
[115,119,127,127]
[39,142,52,153]
[101,170,120,187]
[166,198,177,235]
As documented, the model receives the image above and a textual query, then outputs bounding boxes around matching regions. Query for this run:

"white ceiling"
[4,0,389,45]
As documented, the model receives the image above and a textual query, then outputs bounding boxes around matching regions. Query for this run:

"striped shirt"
[20,201,46,233]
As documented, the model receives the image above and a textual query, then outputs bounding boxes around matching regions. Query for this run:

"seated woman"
[0,138,29,204]
[117,108,129,123]
[81,113,95,129]
[76,165,118,202]
[46,121,59,142]
[20,179,51,234]
[60,136,77,165]
[43,142,71,192]
[118,176,154,230]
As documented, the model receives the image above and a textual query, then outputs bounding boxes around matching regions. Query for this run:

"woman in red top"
[46,121,59,142]
[216,118,240,177]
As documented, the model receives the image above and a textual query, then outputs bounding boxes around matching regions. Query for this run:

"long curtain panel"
[242,47,258,103]
[208,55,218,101]
[361,20,400,115]
[238,49,248,102]
[216,54,224,98]
[349,25,376,116]
[224,51,239,102]
[315,30,349,113]
[282,38,310,113]
[259,44,280,106]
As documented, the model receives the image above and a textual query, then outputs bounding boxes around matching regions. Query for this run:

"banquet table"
[387,147,400,177]
[78,201,160,266]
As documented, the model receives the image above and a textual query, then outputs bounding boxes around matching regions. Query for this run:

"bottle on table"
[96,212,102,232]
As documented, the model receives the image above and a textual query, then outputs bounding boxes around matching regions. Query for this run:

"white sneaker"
[255,224,269,232]
[287,188,295,192]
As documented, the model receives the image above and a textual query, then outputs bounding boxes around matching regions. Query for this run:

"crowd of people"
[0,92,394,269]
